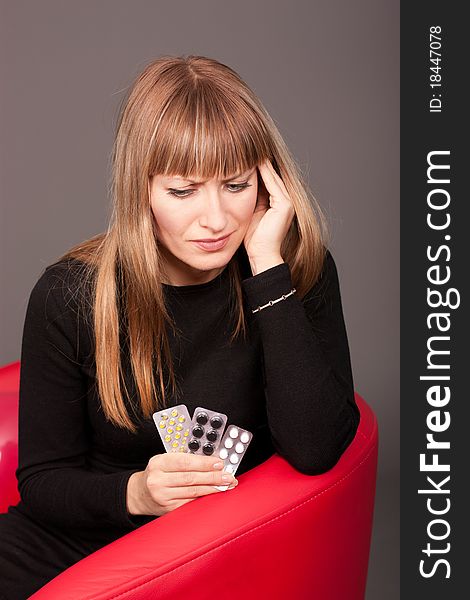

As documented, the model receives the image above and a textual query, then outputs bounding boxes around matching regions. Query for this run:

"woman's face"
[149,166,258,286]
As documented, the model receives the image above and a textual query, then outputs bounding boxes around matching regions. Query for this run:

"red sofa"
[0,360,378,599]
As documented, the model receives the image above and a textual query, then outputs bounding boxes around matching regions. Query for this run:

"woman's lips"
[192,234,231,252]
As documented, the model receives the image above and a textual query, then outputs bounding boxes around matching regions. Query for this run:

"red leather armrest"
[0,361,20,512]
[28,394,378,600]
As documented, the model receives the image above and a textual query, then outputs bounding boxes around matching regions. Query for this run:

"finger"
[258,160,286,199]
[258,163,293,214]
[164,468,237,488]
[264,160,290,198]
[162,453,224,473]
[170,482,238,500]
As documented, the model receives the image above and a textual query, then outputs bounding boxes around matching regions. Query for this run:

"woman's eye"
[167,182,251,198]
[226,182,252,193]
[167,189,193,198]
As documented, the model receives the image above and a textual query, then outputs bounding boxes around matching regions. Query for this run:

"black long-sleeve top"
[12,245,359,550]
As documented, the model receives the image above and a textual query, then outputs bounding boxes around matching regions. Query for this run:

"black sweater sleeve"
[241,249,360,475]
[16,262,143,531]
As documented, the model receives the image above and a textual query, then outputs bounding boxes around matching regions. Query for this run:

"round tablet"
[210,416,224,429]
[206,429,218,442]
[229,427,239,438]
[229,453,239,464]
[192,425,204,438]
[224,438,234,449]
[219,448,228,459]
[235,442,244,453]
[188,439,200,451]
[240,432,250,443]
[225,464,235,473]
[202,443,214,455]
[196,412,209,425]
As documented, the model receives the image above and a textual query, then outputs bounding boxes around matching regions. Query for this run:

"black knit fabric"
[0,245,359,598]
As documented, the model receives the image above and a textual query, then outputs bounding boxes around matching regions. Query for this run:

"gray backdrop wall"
[0,1,399,597]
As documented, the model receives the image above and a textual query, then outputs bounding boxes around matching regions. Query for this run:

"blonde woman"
[0,55,360,598]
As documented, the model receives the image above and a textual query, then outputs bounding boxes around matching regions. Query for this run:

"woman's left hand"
[243,160,295,263]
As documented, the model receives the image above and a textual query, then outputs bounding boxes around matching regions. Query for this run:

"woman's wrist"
[248,255,284,276]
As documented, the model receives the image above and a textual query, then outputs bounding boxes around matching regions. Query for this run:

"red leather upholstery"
[0,361,20,512]
[1,360,378,599]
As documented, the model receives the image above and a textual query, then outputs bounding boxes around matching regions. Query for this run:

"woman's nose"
[198,191,229,230]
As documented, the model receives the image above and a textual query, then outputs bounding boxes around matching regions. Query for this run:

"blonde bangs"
[147,80,271,180]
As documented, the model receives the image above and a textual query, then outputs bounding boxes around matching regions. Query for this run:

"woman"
[0,54,360,598]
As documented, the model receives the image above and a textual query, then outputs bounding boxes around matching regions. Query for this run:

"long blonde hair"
[57,55,329,433]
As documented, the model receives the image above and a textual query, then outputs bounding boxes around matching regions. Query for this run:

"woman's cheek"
[152,202,184,232]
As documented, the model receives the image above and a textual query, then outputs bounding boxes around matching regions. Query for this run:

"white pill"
[225,464,235,473]
[229,427,239,438]
[224,438,234,449]
[229,453,239,464]
[235,442,245,453]
[219,448,228,459]
[240,432,250,443]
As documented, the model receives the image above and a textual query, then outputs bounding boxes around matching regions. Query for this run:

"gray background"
[0,1,399,597]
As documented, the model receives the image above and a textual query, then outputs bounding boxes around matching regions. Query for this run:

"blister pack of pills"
[213,425,253,491]
[152,404,253,490]
[152,404,192,453]
[187,407,228,456]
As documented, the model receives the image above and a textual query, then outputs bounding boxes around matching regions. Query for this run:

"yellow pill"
[171,409,178,417]
[172,441,179,448]
[161,413,169,420]
[164,435,171,442]
[178,415,186,423]
[183,430,189,437]
[176,424,182,431]
[175,432,181,439]
[159,421,166,428]
[179,446,186,452]
[167,427,174,434]
[181,438,186,445]
[169,418,175,425]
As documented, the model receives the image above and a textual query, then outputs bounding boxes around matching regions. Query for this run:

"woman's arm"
[16,261,145,531]
[241,249,360,475]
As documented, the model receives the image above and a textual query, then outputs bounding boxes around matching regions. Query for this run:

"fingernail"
[213,462,224,469]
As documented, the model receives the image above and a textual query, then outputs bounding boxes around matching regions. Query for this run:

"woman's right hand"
[126,453,238,517]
